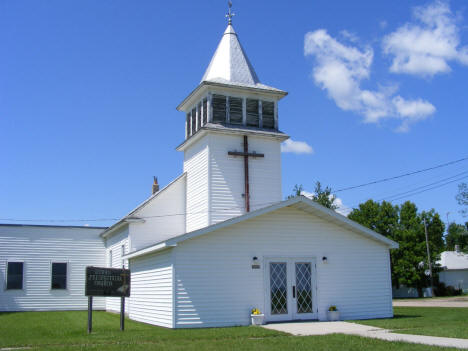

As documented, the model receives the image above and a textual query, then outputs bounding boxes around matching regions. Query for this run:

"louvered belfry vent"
[202,98,207,125]
[212,94,227,124]
[246,99,259,127]
[262,101,275,129]
[229,97,243,125]
[186,113,191,136]
[197,103,202,129]
[191,108,197,135]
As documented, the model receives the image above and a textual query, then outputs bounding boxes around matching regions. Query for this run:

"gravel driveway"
[393,296,468,307]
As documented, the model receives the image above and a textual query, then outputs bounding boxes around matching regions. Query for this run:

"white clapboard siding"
[173,207,392,328]
[129,250,173,328]
[0,225,106,311]
[209,133,282,224]
[129,174,186,251]
[184,137,209,232]
[105,225,130,312]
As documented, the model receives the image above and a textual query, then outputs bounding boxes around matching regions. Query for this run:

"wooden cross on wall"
[228,136,264,212]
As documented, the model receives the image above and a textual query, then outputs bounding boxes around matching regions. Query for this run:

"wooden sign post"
[85,266,131,334]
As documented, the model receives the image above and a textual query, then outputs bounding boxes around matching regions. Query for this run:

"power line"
[334,156,468,193]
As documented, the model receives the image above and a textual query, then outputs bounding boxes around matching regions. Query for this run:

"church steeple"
[177,11,290,232]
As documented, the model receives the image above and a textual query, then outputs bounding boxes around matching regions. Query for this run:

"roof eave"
[177,81,287,112]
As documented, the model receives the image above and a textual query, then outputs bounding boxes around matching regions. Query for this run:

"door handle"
[292,286,296,298]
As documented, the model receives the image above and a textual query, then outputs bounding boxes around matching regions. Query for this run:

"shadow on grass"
[392,314,421,319]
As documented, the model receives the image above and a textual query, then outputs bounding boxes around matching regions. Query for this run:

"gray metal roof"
[201,24,282,92]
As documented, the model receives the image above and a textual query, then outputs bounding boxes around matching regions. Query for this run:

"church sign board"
[85,266,130,297]
[85,266,130,333]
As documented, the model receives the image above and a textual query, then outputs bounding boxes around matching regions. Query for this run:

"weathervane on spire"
[226,1,235,25]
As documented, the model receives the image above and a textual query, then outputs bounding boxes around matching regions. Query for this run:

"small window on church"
[202,98,207,125]
[262,101,275,129]
[229,97,243,125]
[197,103,202,129]
[51,262,67,290]
[186,113,191,137]
[6,262,23,290]
[191,108,197,134]
[212,94,226,124]
[246,99,259,127]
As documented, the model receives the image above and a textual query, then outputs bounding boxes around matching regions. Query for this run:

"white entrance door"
[265,258,317,322]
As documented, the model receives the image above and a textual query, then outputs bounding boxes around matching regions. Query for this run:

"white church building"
[1,20,398,328]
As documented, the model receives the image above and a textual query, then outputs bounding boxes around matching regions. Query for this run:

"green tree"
[349,200,445,297]
[445,222,468,251]
[288,182,338,210]
[456,183,468,216]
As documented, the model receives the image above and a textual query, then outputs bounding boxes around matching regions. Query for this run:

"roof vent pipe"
[152,176,159,195]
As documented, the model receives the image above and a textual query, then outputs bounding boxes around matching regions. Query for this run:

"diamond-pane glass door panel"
[295,263,313,314]
[270,262,288,315]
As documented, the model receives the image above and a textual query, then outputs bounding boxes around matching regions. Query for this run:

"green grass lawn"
[0,310,461,351]
[354,307,468,339]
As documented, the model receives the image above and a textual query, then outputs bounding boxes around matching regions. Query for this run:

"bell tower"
[177,6,289,232]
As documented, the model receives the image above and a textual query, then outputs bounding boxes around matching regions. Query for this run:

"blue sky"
[1,0,467,227]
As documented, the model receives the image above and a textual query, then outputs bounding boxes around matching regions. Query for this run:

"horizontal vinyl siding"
[105,226,130,312]
[0,226,106,311]
[129,175,186,251]
[209,134,282,225]
[184,138,209,232]
[439,270,468,292]
[174,207,392,328]
[129,250,173,328]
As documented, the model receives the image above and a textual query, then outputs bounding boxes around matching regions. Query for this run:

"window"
[109,250,113,267]
[202,98,207,125]
[7,262,23,290]
[262,101,275,129]
[212,94,226,124]
[121,244,126,266]
[229,97,243,125]
[51,263,67,290]
[246,99,259,127]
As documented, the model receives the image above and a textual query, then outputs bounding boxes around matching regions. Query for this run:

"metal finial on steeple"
[226,1,235,25]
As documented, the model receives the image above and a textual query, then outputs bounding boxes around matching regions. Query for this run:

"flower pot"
[327,310,340,321]
[251,314,265,325]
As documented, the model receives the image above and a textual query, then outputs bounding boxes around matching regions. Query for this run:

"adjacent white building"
[438,249,468,293]
[1,20,398,327]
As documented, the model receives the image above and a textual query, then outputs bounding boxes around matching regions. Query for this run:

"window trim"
[50,261,69,291]
[5,260,25,291]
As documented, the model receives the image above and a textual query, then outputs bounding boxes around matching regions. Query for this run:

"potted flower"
[327,305,340,321]
[250,308,265,325]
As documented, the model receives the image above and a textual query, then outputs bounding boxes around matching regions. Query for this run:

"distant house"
[438,247,468,293]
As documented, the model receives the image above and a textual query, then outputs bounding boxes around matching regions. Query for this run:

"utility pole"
[424,218,434,297]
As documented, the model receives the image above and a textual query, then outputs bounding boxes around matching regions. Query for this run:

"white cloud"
[281,139,314,154]
[304,29,435,131]
[300,190,351,216]
[383,0,468,77]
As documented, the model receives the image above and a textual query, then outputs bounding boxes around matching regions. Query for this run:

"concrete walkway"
[393,297,468,308]
[263,321,468,349]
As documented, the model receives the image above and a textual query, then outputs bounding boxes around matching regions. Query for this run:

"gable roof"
[100,173,187,239]
[438,251,468,270]
[123,196,398,260]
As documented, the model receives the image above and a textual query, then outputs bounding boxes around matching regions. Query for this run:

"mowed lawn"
[355,307,468,339]
[0,309,461,351]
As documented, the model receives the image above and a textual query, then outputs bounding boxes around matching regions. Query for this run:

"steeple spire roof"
[201,24,260,86]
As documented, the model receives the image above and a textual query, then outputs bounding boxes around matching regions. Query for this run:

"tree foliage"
[348,200,445,296]
[445,222,468,251]
[456,183,468,216]
[288,182,338,210]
